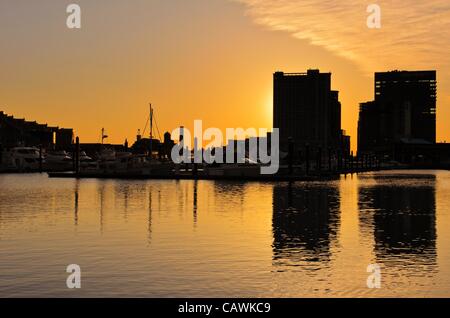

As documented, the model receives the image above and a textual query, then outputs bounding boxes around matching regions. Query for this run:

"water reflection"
[213,181,246,200]
[74,180,79,226]
[272,182,340,267]
[148,187,153,244]
[1,172,449,297]
[98,182,106,234]
[193,180,198,228]
[358,173,437,273]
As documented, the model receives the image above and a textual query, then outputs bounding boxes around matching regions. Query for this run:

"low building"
[0,111,73,150]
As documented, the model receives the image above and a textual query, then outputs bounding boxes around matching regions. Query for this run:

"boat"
[203,158,262,177]
[79,151,93,162]
[71,104,174,178]
[44,150,73,172]
[1,147,41,172]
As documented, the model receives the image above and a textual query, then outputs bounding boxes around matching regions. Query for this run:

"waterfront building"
[273,70,348,156]
[358,70,437,156]
[0,111,73,150]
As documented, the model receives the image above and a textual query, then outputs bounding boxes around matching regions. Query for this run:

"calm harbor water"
[1,170,450,297]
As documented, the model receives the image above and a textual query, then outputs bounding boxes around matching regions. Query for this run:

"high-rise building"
[358,70,437,155]
[273,70,344,153]
[375,70,436,143]
[358,101,379,154]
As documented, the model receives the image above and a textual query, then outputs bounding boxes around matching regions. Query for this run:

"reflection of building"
[358,174,437,268]
[272,184,340,265]
[0,111,73,149]
[358,71,437,156]
[274,70,349,153]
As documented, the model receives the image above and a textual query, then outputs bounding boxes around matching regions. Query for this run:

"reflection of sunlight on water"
[0,171,450,297]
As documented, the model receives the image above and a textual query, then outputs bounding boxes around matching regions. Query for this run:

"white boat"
[79,152,173,177]
[204,159,262,177]
[79,151,93,162]
[1,147,41,172]
[45,150,72,163]
[44,150,73,171]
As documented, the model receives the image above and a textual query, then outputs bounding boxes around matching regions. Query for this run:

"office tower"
[358,70,437,155]
[273,69,344,153]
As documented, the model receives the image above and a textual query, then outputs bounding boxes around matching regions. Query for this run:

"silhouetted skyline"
[2,1,450,153]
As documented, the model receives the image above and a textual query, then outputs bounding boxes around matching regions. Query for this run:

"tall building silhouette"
[274,70,346,153]
[358,70,436,155]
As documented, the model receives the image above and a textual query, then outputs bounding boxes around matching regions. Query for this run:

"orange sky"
[1,0,449,151]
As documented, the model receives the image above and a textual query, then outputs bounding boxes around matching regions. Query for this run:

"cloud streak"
[233,0,450,73]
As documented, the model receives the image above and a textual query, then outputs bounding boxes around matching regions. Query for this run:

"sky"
[1,0,450,151]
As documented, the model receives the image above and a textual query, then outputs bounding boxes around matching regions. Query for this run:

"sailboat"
[77,104,174,178]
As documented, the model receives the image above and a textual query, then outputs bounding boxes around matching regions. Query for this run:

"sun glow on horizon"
[0,0,449,153]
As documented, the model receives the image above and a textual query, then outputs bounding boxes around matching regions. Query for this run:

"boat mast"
[149,103,153,157]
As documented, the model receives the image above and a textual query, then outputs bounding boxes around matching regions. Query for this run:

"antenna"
[101,128,108,144]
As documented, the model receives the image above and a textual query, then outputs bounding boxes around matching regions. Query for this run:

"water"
[0,170,449,297]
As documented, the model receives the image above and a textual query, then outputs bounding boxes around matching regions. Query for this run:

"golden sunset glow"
[1,0,450,151]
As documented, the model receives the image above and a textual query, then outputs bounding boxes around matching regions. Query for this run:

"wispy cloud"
[232,0,450,73]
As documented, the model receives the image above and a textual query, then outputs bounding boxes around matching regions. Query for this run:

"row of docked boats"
[2,105,268,178]
[1,146,273,179]
[0,146,173,175]
[0,146,92,172]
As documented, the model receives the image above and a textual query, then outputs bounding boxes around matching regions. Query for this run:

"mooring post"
[338,151,342,172]
[39,145,43,173]
[328,148,332,172]
[317,147,322,173]
[75,137,80,175]
[288,137,294,175]
[350,151,354,173]
[193,163,198,177]
[305,144,310,175]
[343,152,347,172]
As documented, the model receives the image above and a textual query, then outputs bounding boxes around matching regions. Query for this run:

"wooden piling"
[75,137,80,175]
[350,151,354,173]
[328,148,332,172]
[317,147,322,173]
[39,145,43,173]
[288,137,294,175]
[305,144,310,175]
[338,151,342,172]
[193,163,198,176]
